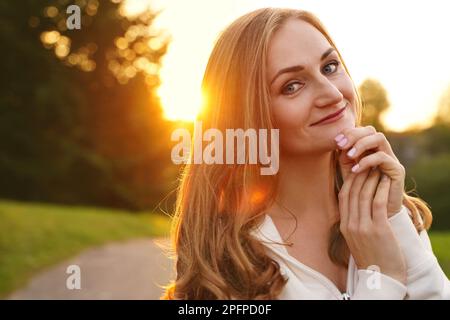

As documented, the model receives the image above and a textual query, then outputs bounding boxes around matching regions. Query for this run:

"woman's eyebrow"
[270,47,336,86]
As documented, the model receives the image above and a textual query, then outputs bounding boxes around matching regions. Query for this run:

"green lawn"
[428,232,450,278]
[0,199,171,298]
[0,199,449,299]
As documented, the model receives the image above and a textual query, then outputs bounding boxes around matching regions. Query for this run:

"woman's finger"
[348,168,371,232]
[350,151,403,181]
[335,126,377,153]
[359,168,381,226]
[372,174,391,224]
[338,172,356,231]
[349,150,405,215]
[342,131,398,162]
[336,126,374,180]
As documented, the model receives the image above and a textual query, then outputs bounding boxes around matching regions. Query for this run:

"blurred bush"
[388,124,450,230]
[407,150,450,231]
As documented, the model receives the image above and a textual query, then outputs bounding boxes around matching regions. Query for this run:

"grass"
[428,232,450,278]
[0,199,449,299]
[0,199,171,298]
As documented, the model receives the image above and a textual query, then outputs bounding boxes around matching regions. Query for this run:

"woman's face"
[267,18,357,155]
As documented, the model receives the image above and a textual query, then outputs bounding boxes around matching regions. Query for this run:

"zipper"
[342,293,351,300]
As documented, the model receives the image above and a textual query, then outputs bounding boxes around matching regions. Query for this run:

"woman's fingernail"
[347,147,356,158]
[351,163,360,172]
[338,137,348,147]
[334,134,345,142]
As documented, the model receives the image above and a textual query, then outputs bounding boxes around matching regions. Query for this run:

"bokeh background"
[0,0,449,299]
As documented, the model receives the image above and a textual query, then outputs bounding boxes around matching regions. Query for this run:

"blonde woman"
[162,8,450,300]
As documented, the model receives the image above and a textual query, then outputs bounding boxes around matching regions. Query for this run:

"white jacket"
[251,205,450,300]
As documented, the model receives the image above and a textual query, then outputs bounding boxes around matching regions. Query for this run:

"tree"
[408,153,450,230]
[358,78,390,132]
[0,0,175,210]
[434,84,450,125]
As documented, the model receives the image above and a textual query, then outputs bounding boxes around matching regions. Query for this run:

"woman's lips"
[310,105,347,126]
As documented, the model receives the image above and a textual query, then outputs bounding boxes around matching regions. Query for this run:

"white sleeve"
[388,205,450,300]
[352,269,407,300]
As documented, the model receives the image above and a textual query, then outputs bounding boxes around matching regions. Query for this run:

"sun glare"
[124,0,450,130]
[124,0,237,122]
[121,0,152,17]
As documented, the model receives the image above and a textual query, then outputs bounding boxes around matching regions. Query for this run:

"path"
[8,238,174,300]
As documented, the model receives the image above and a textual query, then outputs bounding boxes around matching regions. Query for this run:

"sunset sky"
[124,0,450,132]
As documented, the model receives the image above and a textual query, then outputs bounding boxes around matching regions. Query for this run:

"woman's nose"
[313,76,343,107]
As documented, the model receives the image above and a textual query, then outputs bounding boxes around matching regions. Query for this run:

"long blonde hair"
[161,7,432,300]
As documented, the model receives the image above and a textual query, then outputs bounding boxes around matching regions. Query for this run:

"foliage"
[358,78,390,132]
[0,0,178,210]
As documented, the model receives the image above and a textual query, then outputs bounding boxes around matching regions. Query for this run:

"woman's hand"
[338,167,407,285]
[335,126,405,217]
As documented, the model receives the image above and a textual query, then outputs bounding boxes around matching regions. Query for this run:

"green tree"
[408,153,450,230]
[0,0,175,210]
[358,78,390,132]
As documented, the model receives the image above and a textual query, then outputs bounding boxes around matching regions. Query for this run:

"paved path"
[8,238,174,300]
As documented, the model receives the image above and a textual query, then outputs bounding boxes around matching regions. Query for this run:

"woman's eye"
[322,60,340,74]
[281,82,303,95]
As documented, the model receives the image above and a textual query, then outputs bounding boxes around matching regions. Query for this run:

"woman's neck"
[270,151,339,226]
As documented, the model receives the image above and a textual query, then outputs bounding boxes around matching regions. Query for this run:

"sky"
[124,0,450,132]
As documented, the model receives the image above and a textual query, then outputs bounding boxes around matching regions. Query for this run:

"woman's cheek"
[272,98,311,152]
[339,76,358,108]
[273,97,309,128]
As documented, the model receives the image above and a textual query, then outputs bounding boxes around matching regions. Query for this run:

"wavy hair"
[161,7,432,300]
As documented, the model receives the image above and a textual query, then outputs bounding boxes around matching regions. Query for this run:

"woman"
[162,7,450,299]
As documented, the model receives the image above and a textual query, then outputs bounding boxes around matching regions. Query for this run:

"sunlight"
[253,0,450,132]
[124,0,238,121]
[121,0,152,17]
[124,0,450,130]
[157,80,204,121]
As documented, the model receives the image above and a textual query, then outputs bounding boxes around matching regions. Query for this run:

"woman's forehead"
[267,19,332,77]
